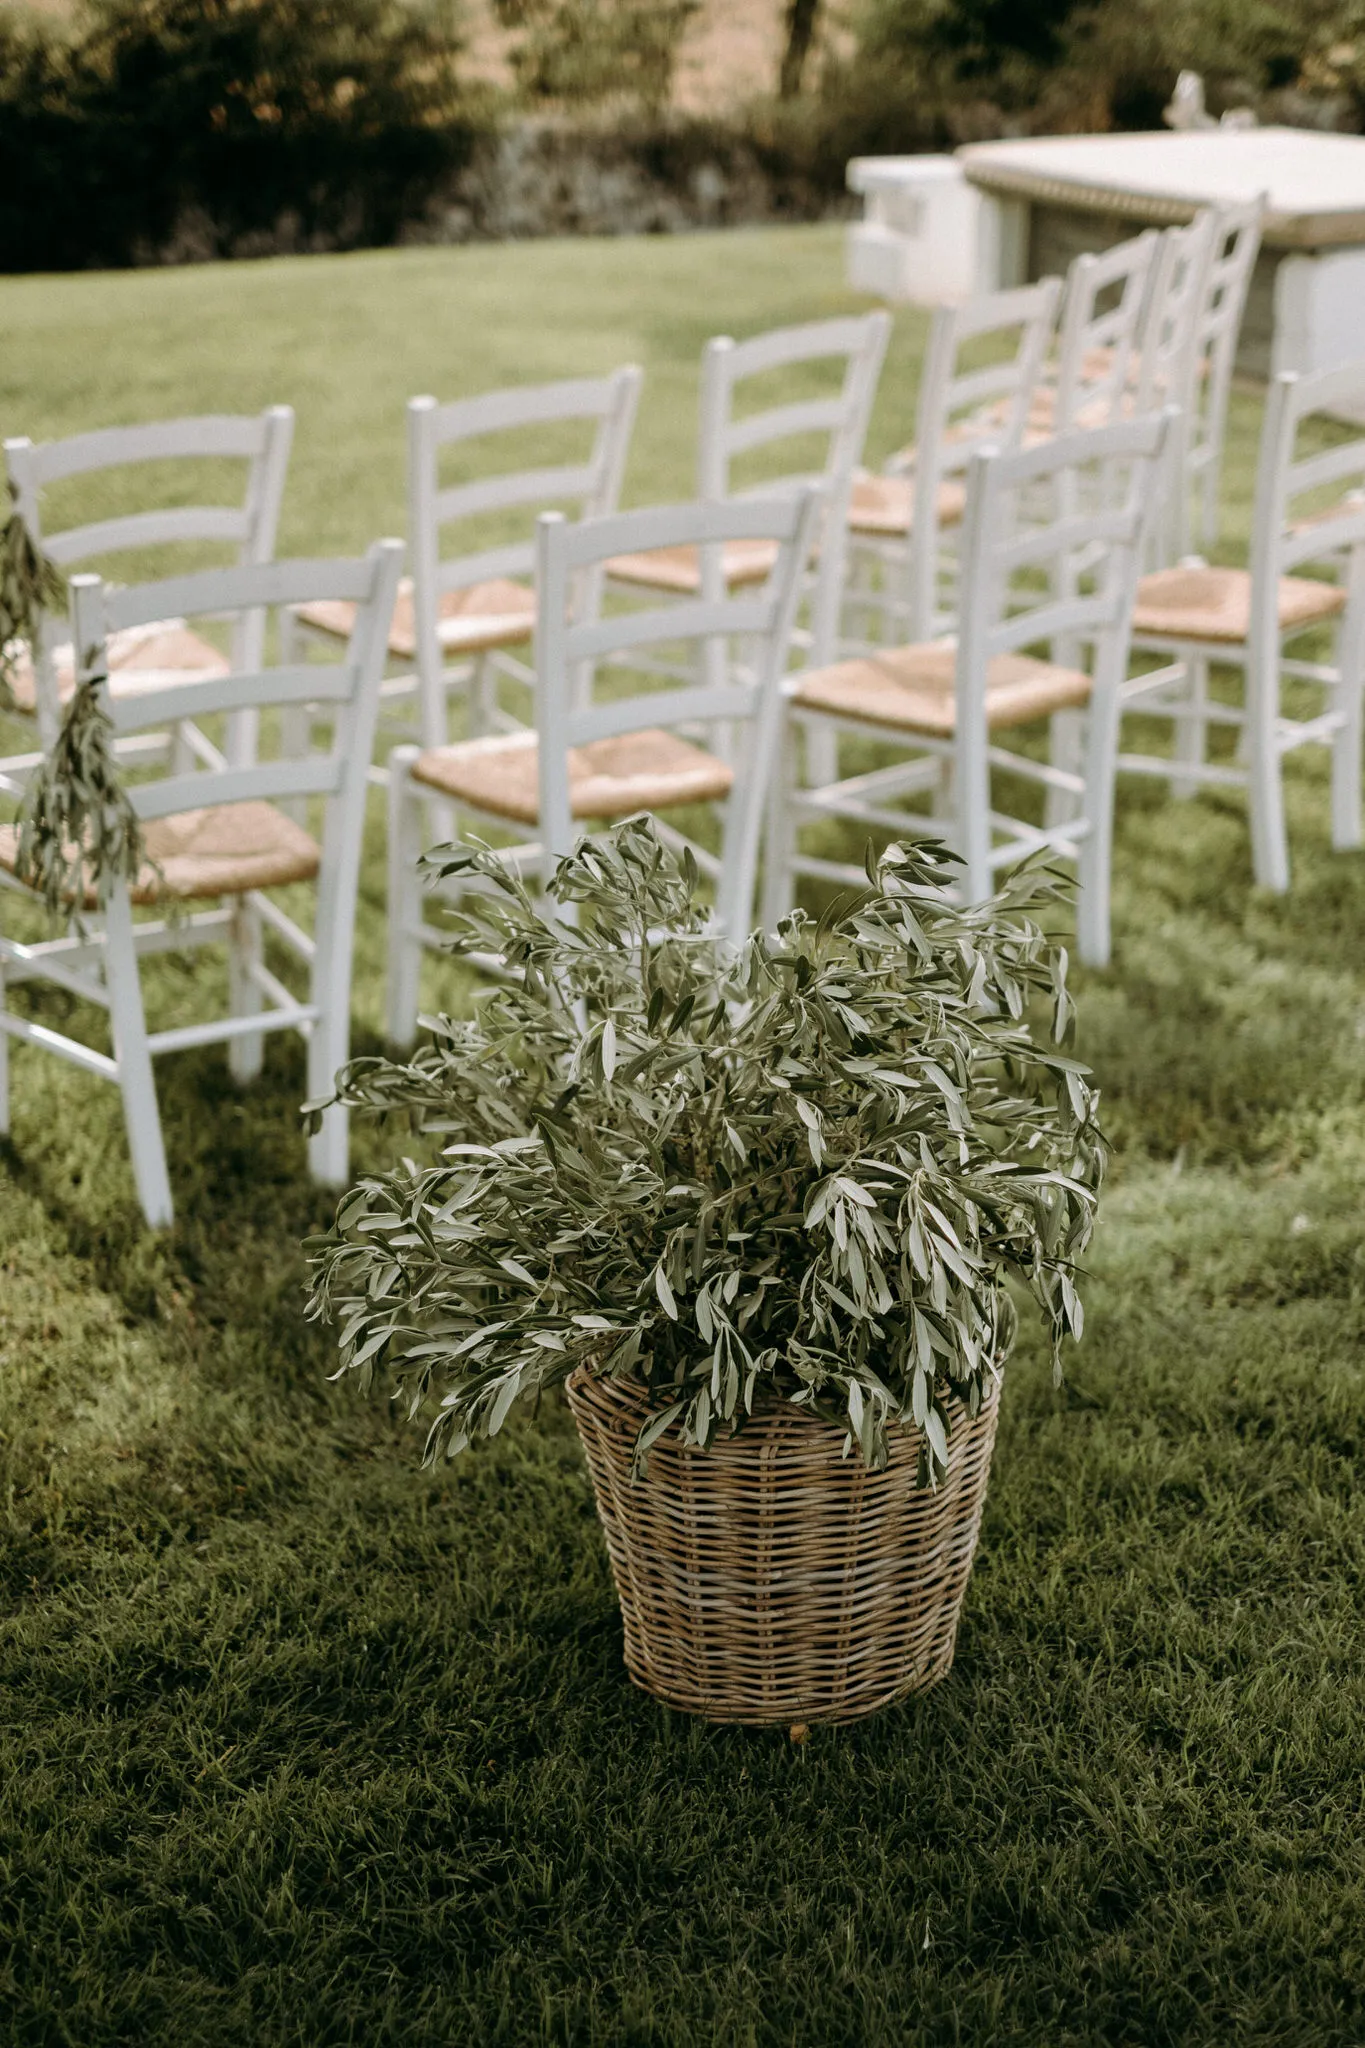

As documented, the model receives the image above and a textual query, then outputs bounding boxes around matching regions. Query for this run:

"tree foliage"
[306,820,1105,1481]
[492,0,697,114]
[0,0,475,270]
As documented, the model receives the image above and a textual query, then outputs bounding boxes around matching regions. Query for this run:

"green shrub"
[814,0,1365,144]
[492,0,698,115]
[0,0,479,271]
[306,820,1104,1479]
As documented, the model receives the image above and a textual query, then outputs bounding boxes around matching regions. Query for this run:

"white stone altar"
[845,155,983,305]
[957,128,1365,392]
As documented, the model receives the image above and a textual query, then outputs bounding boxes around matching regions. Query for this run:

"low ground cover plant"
[307,819,1105,1478]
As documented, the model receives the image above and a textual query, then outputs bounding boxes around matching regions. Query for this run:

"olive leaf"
[305,817,1107,1483]
[0,479,66,715]
[15,643,149,918]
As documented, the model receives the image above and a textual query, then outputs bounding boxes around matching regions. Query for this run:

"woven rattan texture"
[566,1370,1000,1726]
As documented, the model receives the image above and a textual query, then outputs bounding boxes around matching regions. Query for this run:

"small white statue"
[1164,71,1217,131]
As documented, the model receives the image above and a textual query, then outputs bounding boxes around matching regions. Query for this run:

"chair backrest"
[69,543,404,962]
[535,489,822,937]
[905,277,1063,639]
[406,365,643,679]
[1051,230,1162,435]
[1133,210,1220,562]
[1189,194,1266,545]
[956,411,1176,730]
[1251,365,1365,631]
[5,407,295,747]
[697,313,891,665]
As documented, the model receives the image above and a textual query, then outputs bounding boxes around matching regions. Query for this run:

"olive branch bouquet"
[306,818,1105,1481]
[1,485,147,914]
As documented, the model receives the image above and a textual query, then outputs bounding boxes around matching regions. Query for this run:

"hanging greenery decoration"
[0,486,149,915]
[14,644,148,917]
[0,480,66,716]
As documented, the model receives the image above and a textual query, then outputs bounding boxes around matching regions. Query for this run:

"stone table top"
[958,128,1365,248]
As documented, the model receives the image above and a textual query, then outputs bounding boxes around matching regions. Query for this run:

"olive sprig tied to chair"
[0,479,65,714]
[1,483,147,916]
[307,817,1106,1724]
[308,815,1104,1476]
[14,639,148,919]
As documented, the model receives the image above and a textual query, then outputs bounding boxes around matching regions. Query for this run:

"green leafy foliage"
[0,481,65,715]
[307,819,1104,1478]
[14,647,148,918]
[492,0,698,114]
[0,0,477,271]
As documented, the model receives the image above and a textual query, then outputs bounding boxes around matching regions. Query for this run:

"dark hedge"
[0,0,480,272]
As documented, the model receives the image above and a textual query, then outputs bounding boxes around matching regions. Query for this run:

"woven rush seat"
[0,800,319,906]
[1132,564,1345,643]
[789,642,1092,737]
[6,621,230,714]
[846,472,967,538]
[604,538,780,595]
[411,727,733,825]
[295,575,536,661]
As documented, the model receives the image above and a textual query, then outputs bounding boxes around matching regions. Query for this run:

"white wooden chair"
[1128,210,1220,565]
[764,411,1175,967]
[1189,196,1265,549]
[1038,230,1162,439]
[606,314,890,675]
[386,489,821,1045]
[0,541,403,1227]
[843,278,1062,647]
[1120,363,1365,890]
[4,409,294,759]
[292,367,642,754]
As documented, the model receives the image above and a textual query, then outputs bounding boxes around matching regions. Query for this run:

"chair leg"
[1076,680,1122,969]
[307,927,353,1190]
[386,747,424,1051]
[227,899,265,1084]
[0,960,9,1139]
[803,713,838,802]
[1171,656,1208,799]
[761,712,801,933]
[306,1021,350,1189]
[1247,668,1290,893]
[1331,670,1363,851]
[1045,709,1085,829]
[955,725,993,907]
[104,888,173,1228]
[471,652,497,740]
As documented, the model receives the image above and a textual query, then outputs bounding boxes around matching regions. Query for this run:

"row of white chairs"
[4,221,1363,1225]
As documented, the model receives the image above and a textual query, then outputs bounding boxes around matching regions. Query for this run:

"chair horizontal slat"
[147,1004,319,1057]
[10,413,273,486]
[46,507,250,562]
[99,555,391,632]
[994,505,1142,572]
[554,496,805,572]
[1288,441,1365,498]
[726,316,878,378]
[426,374,627,443]
[987,595,1120,652]
[434,543,536,592]
[564,593,775,665]
[435,465,597,527]
[130,756,342,822]
[566,682,758,748]
[108,663,358,734]
[0,1011,118,1077]
[726,398,847,457]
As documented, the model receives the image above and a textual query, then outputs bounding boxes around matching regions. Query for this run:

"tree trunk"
[779,0,820,99]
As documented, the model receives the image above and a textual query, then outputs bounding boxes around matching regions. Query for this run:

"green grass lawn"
[2,225,1364,2047]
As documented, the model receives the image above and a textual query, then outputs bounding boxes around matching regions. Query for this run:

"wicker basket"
[565,1368,1001,1726]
